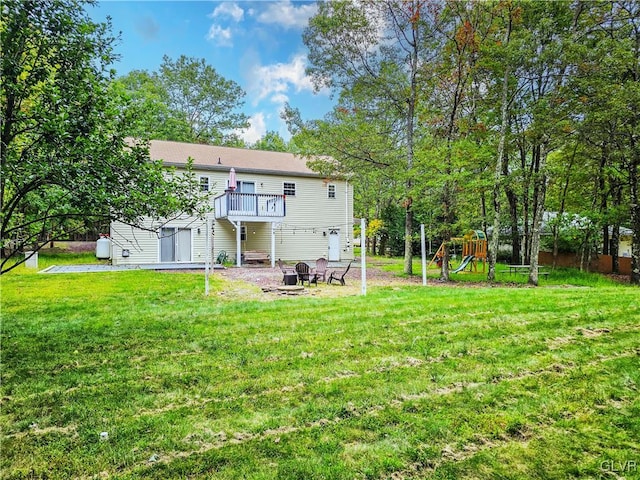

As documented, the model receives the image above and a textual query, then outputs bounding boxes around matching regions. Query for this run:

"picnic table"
[501,265,550,277]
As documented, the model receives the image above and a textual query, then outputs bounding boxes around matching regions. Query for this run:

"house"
[609,226,633,257]
[109,140,354,267]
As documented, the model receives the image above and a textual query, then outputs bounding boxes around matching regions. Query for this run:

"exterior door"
[328,229,340,261]
[176,228,191,262]
[160,227,175,262]
[239,181,255,213]
[160,227,191,262]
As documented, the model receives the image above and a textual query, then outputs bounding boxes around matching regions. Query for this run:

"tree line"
[285,0,639,285]
[2,0,638,285]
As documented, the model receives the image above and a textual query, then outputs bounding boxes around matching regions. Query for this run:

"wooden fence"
[539,251,632,275]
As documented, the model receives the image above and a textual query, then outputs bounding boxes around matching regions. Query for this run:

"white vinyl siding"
[111,168,354,264]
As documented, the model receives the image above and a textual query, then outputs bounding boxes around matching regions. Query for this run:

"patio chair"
[295,262,313,286]
[313,257,328,283]
[278,258,297,285]
[216,250,228,264]
[328,261,353,286]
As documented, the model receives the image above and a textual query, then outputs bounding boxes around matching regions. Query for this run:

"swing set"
[429,230,487,273]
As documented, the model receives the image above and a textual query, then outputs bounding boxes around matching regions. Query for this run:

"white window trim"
[283,181,296,196]
[199,175,210,192]
[327,183,336,199]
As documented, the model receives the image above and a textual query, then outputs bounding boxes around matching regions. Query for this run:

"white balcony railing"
[214,192,286,219]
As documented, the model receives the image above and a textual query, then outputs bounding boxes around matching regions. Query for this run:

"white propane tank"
[96,235,111,259]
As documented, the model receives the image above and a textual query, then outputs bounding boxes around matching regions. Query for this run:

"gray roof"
[148,140,321,177]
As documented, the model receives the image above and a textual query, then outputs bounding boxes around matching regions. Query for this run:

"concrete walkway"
[40,262,224,274]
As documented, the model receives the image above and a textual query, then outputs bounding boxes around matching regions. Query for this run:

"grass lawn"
[1,260,639,479]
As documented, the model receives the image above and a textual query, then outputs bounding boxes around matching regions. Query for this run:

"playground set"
[429,230,488,273]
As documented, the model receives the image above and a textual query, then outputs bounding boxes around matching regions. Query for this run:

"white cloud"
[238,113,267,144]
[209,3,244,22]
[249,54,316,106]
[270,93,289,105]
[256,1,317,30]
[206,24,233,47]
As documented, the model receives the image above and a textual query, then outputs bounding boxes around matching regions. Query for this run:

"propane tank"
[96,234,111,259]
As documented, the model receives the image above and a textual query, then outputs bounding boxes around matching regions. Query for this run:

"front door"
[328,229,340,261]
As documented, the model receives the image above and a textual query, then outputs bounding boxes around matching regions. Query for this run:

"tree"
[0,0,206,274]
[158,55,249,144]
[251,131,289,152]
[111,70,192,142]
[115,55,249,145]
[565,1,640,284]
[304,0,439,275]
[283,99,406,257]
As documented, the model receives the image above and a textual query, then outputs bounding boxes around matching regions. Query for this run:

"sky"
[88,0,333,144]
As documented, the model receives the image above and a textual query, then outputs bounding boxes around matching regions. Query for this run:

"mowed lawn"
[1,268,639,479]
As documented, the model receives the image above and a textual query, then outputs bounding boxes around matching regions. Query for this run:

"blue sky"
[89,1,333,143]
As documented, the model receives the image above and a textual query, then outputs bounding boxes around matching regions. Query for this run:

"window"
[199,176,210,192]
[241,226,247,241]
[328,184,336,199]
[283,182,296,196]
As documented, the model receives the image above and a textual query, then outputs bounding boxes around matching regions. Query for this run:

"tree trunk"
[528,147,547,286]
[630,139,640,285]
[506,187,520,264]
[611,183,623,274]
[488,31,512,281]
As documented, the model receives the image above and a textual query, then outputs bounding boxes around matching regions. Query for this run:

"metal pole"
[421,223,427,286]
[361,218,366,296]
[205,216,211,295]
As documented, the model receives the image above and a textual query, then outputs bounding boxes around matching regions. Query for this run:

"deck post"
[271,222,277,269]
[229,220,242,267]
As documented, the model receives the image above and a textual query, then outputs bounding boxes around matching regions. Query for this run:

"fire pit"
[283,273,298,285]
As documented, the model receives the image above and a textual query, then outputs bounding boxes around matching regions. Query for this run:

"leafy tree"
[565,1,640,284]
[115,55,249,145]
[111,70,192,141]
[284,99,405,257]
[303,0,440,275]
[0,0,207,274]
[251,131,289,152]
[159,55,249,144]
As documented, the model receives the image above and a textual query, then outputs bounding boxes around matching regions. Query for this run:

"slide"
[452,255,474,274]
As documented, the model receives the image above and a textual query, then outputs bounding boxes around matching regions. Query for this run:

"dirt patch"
[183,263,511,299]
[39,241,96,253]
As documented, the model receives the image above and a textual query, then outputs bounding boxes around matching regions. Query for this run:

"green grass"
[371,254,624,287]
[1,264,639,479]
[4,251,104,274]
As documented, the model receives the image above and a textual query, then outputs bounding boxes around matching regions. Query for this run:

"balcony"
[214,192,286,222]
